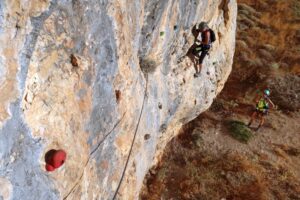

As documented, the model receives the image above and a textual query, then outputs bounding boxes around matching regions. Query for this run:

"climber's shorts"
[255,108,268,116]
[198,50,209,64]
[193,44,210,64]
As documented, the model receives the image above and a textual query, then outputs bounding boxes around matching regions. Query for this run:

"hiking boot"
[194,72,201,78]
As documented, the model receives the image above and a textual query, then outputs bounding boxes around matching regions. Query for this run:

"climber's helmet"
[197,22,209,32]
[264,89,270,97]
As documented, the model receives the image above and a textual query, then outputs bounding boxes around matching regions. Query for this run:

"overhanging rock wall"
[0,0,236,199]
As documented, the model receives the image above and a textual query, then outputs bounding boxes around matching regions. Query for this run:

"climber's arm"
[267,98,276,109]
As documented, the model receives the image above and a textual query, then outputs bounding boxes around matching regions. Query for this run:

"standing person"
[193,22,215,77]
[248,89,275,130]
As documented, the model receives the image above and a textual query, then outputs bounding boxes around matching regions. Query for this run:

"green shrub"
[292,0,300,19]
[270,62,280,69]
[227,120,253,143]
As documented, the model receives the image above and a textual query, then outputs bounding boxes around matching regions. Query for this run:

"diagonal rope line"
[112,78,148,200]
[63,113,126,200]
[90,112,126,156]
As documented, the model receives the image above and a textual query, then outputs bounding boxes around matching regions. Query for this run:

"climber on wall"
[192,22,216,78]
[248,89,275,131]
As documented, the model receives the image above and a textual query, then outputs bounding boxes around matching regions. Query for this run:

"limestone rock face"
[0,0,236,199]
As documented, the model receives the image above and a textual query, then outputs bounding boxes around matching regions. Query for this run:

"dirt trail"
[140,110,300,200]
[140,0,300,199]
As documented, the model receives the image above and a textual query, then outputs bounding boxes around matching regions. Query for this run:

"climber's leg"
[192,50,201,77]
[191,48,200,70]
[192,56,199,71]
[248,111,257,127]
[256,113,265,131]
[194,50,208,77]
[197,63,202,73]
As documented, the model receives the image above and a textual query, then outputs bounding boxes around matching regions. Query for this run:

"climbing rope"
[90,112,126,156]
[63,113,126,200]
[112,78,148,200]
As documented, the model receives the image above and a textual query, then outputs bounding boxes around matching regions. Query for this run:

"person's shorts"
[255,108,268,116]
[192,44,210,64]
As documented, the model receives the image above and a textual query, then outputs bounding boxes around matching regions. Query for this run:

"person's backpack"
[209,29,216,43]
[257,98,269,111]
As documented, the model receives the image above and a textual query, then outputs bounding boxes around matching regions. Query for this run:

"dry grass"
[291,0,300,20]
[140,128,300,200]
[223,0,300,103]
[267,75,300,111]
